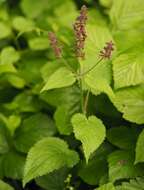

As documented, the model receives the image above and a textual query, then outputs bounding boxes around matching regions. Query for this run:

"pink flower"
[100,41,114,59]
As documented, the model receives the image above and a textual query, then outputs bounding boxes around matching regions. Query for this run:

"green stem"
[78,68,84,114]
[84,90,90,115]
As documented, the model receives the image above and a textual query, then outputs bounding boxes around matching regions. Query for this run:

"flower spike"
[99,41,114,59]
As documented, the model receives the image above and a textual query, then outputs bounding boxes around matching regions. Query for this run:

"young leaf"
[0,22,11,39]
[41,67,76,92]
[135,129,144,164]
[14,113,56,153]
[111,84,144,124]
[0,180,14,190]
[23,137,79,186]
[29,37,49,50]
[108,150,144,182]
[72,113,106,163]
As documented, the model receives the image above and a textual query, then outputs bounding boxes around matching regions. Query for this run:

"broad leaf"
[0,180,14,190]
[41,67,76,92]
[108,150,144,182]
[135,129,144,164]
[23,137,79,186]
[72,113,106,162]
[107,126,140,150]
[36,168,69,190]
[14,113,56,153]
[113,47,144,89]
[111,84,144,124]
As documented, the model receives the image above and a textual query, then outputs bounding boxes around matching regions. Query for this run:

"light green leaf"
[41,67,76,92]
[0,180,14,190]
[95,183,115,190]
[2,150,25,179]
[12,16,35,32]
[112,84,144,124]
[107,126,140,150]
[72,113,106,163]
[0,64,17,74]
[79,143,113,185]
[23,137,79,186]
[5,74,26,89]
[14,113,56,153]
[135,129,144,164]
[29,37,49,50]
[113,47,144,89]
[0,125,9,154]
[0,46,20,65]
[36,168,69,190]
[110,0,144,30]
[108,150,144,182]
[0,22,11,39]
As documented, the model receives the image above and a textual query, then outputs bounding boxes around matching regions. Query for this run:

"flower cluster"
[48,32,62,58]
[100,41,114,59]
[73,5,88,59]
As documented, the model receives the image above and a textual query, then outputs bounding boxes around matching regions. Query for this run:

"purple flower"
[73,5,88,59]
[99,41,114,59]
[48,32,62,58]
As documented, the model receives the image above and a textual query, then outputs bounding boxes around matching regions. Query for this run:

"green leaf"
[41,67,76,92]
[0,180,14,190]
[0,125,9,154]
[14,113,56,153]
[2,150,25,179]
[116,177,144,190]
[107,126,140,150]
[0,46,20,65]
[113,47,144,89]
[0,22,11,39]
[108,150,144,182]
[112,84,144,124]
[79,143,113,185]
[5,74,26,89]
[95,183,115,190]
[29,37,49,50]
[36,168,69,190]
[12,16,35,32]
[0,64,17,74]
[135,129,144,164]
[23,137,79,186]
[72,113,106,163]
[110,0,144,30]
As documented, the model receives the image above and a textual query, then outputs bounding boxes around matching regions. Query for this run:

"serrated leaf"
[135,129,144,164]
[23,137,79,186]
[0,46,20,65]
[72,113,106,163]
[107,126,140,150]
[41,67,76,92]
[113,47,144,89]
[36,168,69,190]
[95,183,115,190]
[108,150,144,182]
[112,84,144,124]
[110,0,144,30]
[0,180,14,190]
[14,113,56,153]
[79,143,113,185]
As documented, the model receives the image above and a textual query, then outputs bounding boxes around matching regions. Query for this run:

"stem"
[78,68,84,114]
[78,58,103,77]
[84,90,90,115]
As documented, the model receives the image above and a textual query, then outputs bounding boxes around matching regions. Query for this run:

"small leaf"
[29,37,49,50]
[0,180,14,190]
[0,22,11,39]
[135,129,144,164]
[23,137,79,186]
[0,63,17,74]
[41,67,76,92]
[108,150,144,182]
[14,113,56,153]
[6,74,26,89]
[0,46,20,65]
[72,113,106,162]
